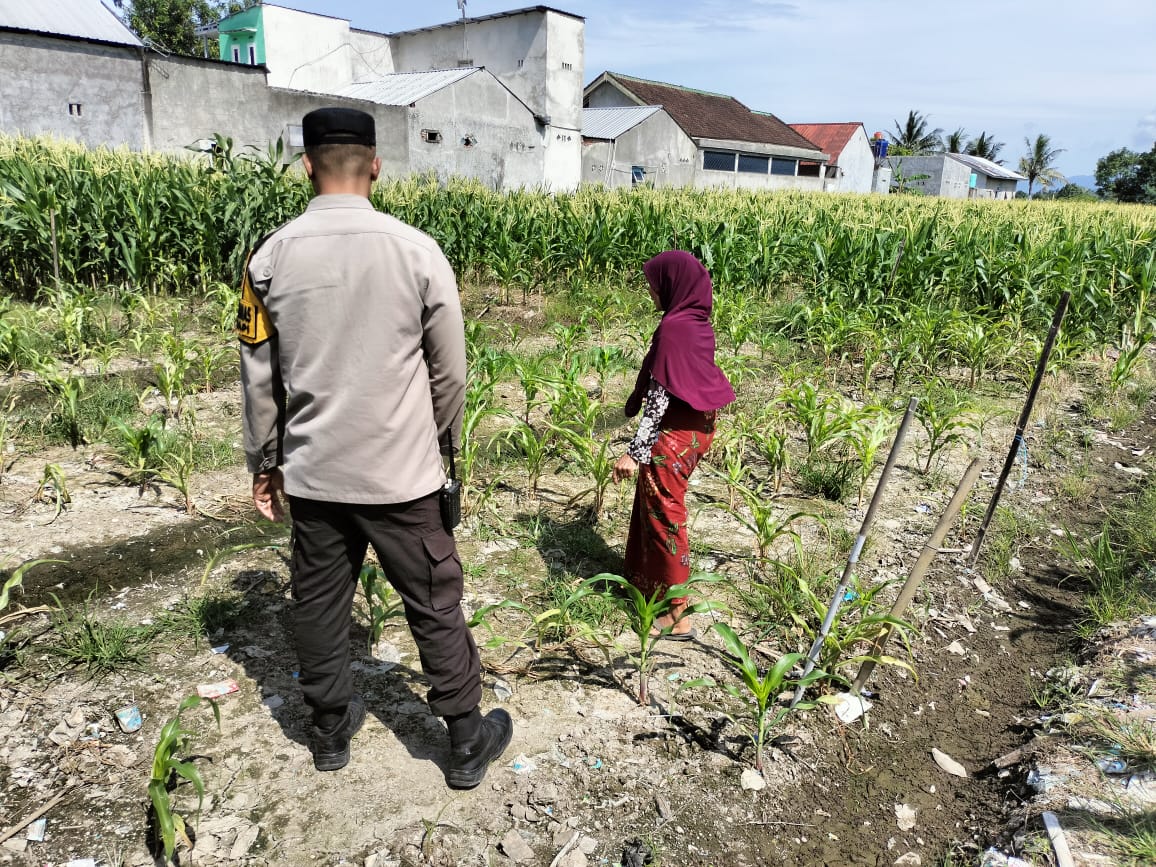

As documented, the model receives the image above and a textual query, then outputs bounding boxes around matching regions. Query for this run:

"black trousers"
[287,491,482,728]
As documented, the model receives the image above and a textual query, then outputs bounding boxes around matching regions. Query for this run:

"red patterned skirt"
[624,404,716,605]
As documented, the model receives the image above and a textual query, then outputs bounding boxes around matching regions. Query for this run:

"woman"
[613,251,735,639]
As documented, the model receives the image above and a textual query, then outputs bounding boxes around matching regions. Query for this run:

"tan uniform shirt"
[239,194,465,504]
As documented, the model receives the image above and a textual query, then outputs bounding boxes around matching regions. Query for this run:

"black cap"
[302,107,375,148]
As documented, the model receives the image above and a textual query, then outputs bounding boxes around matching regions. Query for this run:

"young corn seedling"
[849,408,895,503]
[590,572,722,705]
[551,426,616,520]
[36,361,85,448]
[158,436,196,514]
[787,574,916,683]
[915,384,976,474]
[493,418,555,496]
[148,694,221,865]
[34,463,70,521]
[709,624,828,772]
[359,564,405,654]
[702,476,817,561]
[782,381,856,457]
[113,414,171,494]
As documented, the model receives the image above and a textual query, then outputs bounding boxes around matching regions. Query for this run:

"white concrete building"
[787,122,885,194]
[583,72,828,192]
[885,152,1025,199]
[207,3,585,191]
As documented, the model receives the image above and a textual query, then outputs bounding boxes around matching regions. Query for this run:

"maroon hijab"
[625,251,736,417]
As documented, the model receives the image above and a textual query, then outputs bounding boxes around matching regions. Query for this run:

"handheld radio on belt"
[440,431,462,532]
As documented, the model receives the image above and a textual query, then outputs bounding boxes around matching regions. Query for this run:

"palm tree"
[966,132,1005,164]
[889,110,944,155]
[944,128,967,153]
[1019,134,1066,199]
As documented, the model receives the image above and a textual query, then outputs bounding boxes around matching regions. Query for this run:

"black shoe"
[310,694,366,772]
[446,708,513,790]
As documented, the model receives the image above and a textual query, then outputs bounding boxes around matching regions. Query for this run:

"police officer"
[238,106,512,786]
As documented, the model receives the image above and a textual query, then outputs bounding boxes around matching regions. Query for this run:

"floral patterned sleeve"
[627,378,669,464]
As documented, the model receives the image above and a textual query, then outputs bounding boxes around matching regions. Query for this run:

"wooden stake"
[851,458,983,695]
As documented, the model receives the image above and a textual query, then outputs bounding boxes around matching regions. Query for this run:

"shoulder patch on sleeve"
[236,254,274,345]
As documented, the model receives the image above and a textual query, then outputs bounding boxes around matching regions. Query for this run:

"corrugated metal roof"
[950,152,1026,181]
[788,123,863,166]
[591,72,821,153]
[0,0,141,46]
[582,106,662,140]
[335,67,480,106]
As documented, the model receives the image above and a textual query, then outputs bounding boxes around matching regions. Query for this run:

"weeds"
[44,601,154,675]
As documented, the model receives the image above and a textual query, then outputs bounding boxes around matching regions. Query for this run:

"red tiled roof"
[788,123,863,166]
[596,72,822,152]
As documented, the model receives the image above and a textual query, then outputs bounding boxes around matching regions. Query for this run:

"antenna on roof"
[457,0,467,19]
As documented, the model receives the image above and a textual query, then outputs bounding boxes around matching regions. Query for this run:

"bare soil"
[1,339,1153,867]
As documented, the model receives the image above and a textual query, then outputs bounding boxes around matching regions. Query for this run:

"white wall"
[0,32,145,149]
[390,9,584,191]
[828,126,874,194]
[348,29,396,81]
[887,155,972,198]
[261,5,353,92]
[406,72,542,191]
[581,111,696,188]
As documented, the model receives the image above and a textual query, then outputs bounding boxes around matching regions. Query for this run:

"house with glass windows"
[582,72,828,191]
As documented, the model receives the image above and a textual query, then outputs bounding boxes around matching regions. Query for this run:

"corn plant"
[750,425,790,492]
[703,475,817,561]
[0,394,15,485]
[34,463,70,521]
[113,415,172,494]
[359,564,405,653]
[1,559,60,658]
[590,572,722,705]
[782,382,857,456]
[154,334,194,418]
[158,436,196,514]
[550,426,616,520]
[148,695,221,864]
[36,360,85,447]
[915,383,976,474]
[493,419,555,496]
[785,574,916,684]
[849,408,895,502]
[709,624,828,772]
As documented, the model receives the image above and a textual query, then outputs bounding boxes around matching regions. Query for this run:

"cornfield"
[1,135,1154,344]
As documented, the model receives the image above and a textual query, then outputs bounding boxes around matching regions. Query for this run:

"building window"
[562,62,573,71]
[770,157,798,176]
[421,129,443,144]
[232,46,240,63]
[462,134,477,148]
[631,166,646,186]
[703,151,736,172]
[457,58,473,67]
[517,59,524,69]
[737,154,769,174]
[797,162,821,177]
[248,44,256,65]
[68,102,82,117]
[287,124,304,148]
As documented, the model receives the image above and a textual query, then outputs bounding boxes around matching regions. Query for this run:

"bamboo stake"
[968,291,1071,566]
[851,458,983,695]
[790,397,918,708]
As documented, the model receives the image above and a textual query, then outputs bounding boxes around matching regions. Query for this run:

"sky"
[274,0,1156,179]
